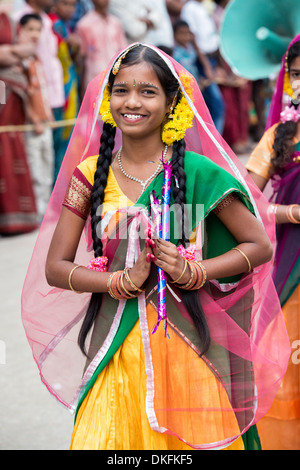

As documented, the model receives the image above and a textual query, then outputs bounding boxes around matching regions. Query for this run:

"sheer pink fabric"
[21,45,290,445]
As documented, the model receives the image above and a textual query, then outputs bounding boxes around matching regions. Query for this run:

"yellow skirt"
[70,316,244,450]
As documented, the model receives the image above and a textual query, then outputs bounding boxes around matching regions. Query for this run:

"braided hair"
[272,41,300,171]
[78,45,210,356]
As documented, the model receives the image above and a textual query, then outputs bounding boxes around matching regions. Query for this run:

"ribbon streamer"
[150,157,173,337]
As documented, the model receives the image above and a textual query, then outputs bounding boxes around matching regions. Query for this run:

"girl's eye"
[112,87,127,94]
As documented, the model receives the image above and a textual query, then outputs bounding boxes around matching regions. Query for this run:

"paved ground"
[0,153,250,450]
[0,230,74,450]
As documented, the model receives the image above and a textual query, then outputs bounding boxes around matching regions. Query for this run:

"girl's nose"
[125,90,142,108]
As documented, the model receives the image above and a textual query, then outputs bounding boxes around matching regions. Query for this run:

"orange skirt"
[257,285,300,449]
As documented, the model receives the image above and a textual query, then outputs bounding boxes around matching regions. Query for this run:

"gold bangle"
[120,271,137,298]
[68,265,83,294]
[286,204,300,224]
[124,268,145,293]
[176,260,195,289]
[169,258,188,284]
[194,260,207,289]
[232,247,252,273]
[107,271,120,300]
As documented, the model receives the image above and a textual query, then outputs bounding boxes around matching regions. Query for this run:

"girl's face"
[289,56,300,100]
[110,61,171,141]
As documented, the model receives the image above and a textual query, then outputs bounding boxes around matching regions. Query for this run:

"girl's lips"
[122,113,147,122]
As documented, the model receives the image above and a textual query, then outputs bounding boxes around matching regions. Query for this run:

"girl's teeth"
[125,114,142,119]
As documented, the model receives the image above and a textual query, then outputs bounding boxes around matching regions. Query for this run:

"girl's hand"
[151,238,190,284]
[125,238,153,290]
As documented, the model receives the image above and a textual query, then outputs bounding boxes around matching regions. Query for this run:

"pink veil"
[21,44,290,447]
[266,33,300,129]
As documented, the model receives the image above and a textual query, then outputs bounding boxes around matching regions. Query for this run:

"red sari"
[0,13,37,234]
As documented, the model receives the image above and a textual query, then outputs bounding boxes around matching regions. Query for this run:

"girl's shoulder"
[77,155,98,186]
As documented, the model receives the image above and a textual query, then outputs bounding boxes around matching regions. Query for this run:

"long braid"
[78,123,116,356]
[172,139,188,246]
[172,140,211,356]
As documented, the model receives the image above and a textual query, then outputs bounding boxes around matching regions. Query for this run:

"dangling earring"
[167,92,179,120]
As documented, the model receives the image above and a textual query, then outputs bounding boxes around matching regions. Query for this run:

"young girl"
[22,44,290,450]
[246,35,300,450]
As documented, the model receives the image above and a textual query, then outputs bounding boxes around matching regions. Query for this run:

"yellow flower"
[283,71,296,99]
[99,84,117,127]
[162,74,194,145]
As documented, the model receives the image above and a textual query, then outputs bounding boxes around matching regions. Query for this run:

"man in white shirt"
[108,0,160,44]
[181,0,219,54]
[181,0,225,133]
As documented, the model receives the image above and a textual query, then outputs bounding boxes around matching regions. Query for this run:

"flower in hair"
[280,105,300,123]
[99,84,117,127]
[162,73,194,146]
[283,71,297,99]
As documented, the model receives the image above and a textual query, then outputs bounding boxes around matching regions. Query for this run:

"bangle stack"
[171,259,207,290]
[286,204,300,224]
[107,269,145,300]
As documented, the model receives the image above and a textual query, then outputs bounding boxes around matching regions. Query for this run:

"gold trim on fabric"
[206,188,251,217]
[63,174,92,218]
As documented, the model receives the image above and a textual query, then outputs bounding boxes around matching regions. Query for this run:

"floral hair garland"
[99,72,195,145]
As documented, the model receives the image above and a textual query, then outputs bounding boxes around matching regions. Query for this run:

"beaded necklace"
[117,145,168,196]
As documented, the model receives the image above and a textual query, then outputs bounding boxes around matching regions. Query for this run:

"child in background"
[18,13,54,223]
[75,0,127,96]
[49,0,81,181]
[172,20,214,89]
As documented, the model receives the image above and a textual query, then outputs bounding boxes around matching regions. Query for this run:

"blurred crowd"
[0,0,272,234]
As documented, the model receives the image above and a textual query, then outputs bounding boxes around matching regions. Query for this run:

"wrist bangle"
[286,204,300,224]
[68,265,83,294]
[176,260,195,289]
[124,268,145,293]
[169,258,188,284]
[232,247,252,273]
[267,203,278,221]
[120,271,137,298]
[193,260,207,288]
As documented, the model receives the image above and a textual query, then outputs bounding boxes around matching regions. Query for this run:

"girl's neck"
[121,136,168,165]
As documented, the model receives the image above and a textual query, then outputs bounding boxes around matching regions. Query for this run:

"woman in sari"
[246,35,300,450]
[0,12,37,234]
[21,44,290,450]
[49,0,80,182]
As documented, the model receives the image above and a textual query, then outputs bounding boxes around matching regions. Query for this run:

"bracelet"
[176,260,195,289]
[193,260,207,289]
[232,247,252,273]
[267,203,278,221]
[286,204,300,224]
[124,268,145,293]
[107,271,121,300]
[169,258,188,284]
[68,265,83,294]
[120,271,136,298]
[107,270,142,300]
